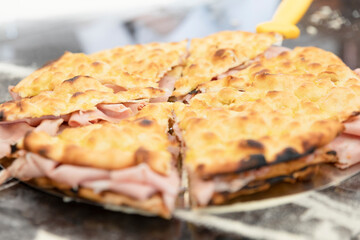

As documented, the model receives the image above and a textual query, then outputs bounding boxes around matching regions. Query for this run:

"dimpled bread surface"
[21,103,175,175]
[198,47,360,121]
[0,76,165,121]
[12,41,187,98]
[172,31,281,97]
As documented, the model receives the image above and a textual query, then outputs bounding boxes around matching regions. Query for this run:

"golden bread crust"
[198,47,360,121]
[174,98,343,177]
[12,41,187,98]
[0,76,165,121]
[21,103,174,175]
[171,47,360,178]
[199,47,359,91]
[173,31,280,96]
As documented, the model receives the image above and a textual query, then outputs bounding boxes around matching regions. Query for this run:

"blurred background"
[0,0,359,77]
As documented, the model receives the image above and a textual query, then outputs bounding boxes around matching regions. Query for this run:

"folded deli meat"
[1,31,360,217]
[1,103,179,218]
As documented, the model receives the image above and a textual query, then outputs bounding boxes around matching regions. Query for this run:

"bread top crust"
[0,76,165,121]
[182,47,360,177]
[172,31,281,97]
[7,36,360,185]
[198,47,360,122]
[12,41,187,98]
[20,103,175,175]
[175,80,346,178]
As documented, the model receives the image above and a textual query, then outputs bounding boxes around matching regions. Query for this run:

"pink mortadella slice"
[68,102,145,127]
[0,119,63,159]
[0,153,180,211]
[151,75,177,103]
[326,116,360,169]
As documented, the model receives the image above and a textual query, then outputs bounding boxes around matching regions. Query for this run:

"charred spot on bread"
[245,139,264,150]
[214,49,226,58]
[237,154,267,172]
[139,119,153,127]
[71,92,84,98]
[64,76,81,83]
[326,150,337,156]
[38,147,49,156]
[10,144,18,154]
[274,147,303,164]
[134,147,151,164]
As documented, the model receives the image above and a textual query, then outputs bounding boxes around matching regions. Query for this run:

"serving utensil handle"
[256,0,313,39]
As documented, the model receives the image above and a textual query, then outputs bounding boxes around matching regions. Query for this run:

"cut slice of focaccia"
[11,41,187,99]
[0,103,179,218]
[176,46,360,206]
[193,47,360,172]
[0,75,164,159]
[173,82,348,206]
[172,31,281,98]
[198,47,360,105]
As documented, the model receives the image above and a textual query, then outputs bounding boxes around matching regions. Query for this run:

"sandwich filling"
[0,152,179,211]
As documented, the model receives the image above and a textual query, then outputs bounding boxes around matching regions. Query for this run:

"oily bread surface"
[199,47,360,91]
[198,47,360,121]
[174,94,343,178]
[173,31,281,97]
[21,103,175,175]
[174,47,360,178]
[12,41,187,98]
[0,76,165,121]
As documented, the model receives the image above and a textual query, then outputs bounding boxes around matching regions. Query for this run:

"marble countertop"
[0,0,360,239]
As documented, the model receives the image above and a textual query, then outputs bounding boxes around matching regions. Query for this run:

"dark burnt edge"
[326,150,337,156]
[10,144,18,154]
[273,147,315,164]
[244,139,264,150]
[247,164,318,189]
[201,146,316,180]
[63,75,92,84]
